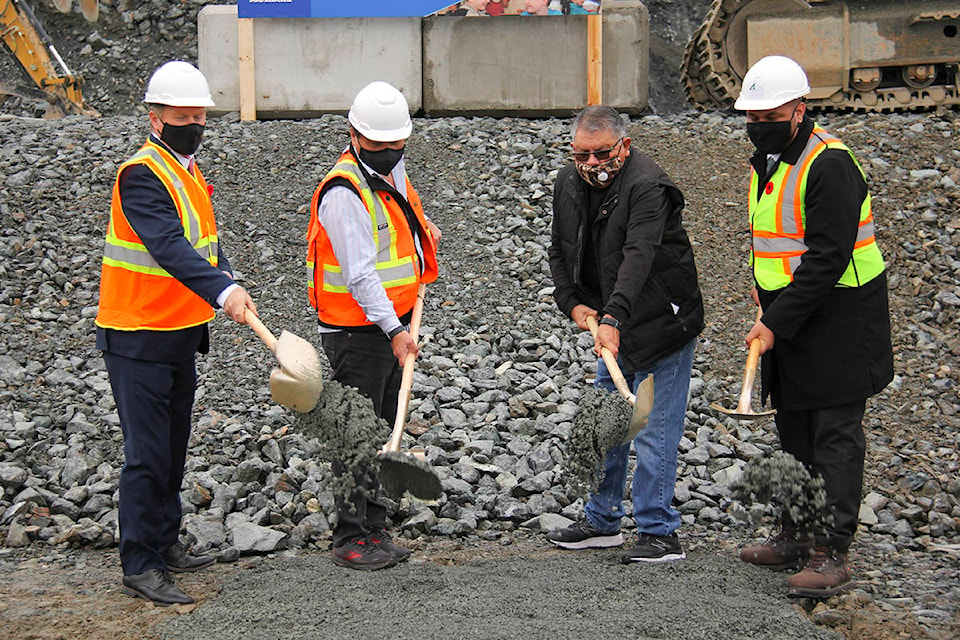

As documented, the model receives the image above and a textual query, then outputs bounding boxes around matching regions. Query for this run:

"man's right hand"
[223,287,257,324]
[571,304,598,331]
[391,330,419,366]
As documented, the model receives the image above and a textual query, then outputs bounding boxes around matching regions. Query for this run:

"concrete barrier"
[198,3,648,118]
[423,3,648,116]
[198,6,422,117]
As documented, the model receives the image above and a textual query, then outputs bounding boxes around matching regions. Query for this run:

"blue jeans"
[583,338,696,537]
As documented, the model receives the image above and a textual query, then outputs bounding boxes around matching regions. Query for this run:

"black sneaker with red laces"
[332,536,397,571]
[369,529,412,562]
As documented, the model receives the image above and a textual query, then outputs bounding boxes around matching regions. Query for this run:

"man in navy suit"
[96,61,256,605]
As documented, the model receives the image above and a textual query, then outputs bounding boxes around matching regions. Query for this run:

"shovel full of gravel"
[563,317,655,494]
[585,315,654,444]
[379,284,443,501]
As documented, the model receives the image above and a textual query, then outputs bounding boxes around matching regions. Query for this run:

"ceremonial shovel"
[379,284,443,500]
[710,308,776,421]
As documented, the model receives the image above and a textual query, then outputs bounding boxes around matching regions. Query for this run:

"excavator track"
[681,0,960,112]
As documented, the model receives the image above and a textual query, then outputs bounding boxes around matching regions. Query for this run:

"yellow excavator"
[682,0,960,111]
[1,0,99,116]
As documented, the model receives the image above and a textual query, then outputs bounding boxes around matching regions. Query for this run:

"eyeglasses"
[572,138,623,163]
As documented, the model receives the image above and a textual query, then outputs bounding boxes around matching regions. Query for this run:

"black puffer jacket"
[549,151,704,372]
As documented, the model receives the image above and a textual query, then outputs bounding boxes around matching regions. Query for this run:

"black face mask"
[358,146,404,176]
[746,120,797,154]
[160,121,204,156]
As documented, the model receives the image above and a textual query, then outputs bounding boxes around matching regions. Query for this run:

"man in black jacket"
[546,105,704,563]
[733,56,894,598]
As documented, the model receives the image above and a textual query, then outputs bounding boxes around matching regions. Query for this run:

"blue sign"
[238,1,600,18]
[238,1,459,18]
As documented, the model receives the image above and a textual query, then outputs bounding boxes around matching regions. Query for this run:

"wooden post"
[238,17,256,121]
[587,13,602,105]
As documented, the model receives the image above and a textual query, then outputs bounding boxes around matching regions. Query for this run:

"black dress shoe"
[163,541,215,573]
[121,569,194,606]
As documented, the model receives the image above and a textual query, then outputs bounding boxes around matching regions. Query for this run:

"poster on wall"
[238,0,601,19]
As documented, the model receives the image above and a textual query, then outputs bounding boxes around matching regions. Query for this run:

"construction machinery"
[1,0,98,116]
[682,0,960,111]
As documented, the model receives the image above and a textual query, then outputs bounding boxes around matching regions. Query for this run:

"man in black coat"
[733,55,894,598]
[546,105,704,563]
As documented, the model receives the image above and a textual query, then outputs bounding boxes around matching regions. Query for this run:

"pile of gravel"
[1,108,958,636]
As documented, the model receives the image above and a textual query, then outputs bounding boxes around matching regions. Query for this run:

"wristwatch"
[599,315,620,330]
[387,325,406,339]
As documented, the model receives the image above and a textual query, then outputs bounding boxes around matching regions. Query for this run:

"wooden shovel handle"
[387,283,426,453]
[245,308,277,352]
[736,306,765,412]
[586,315,636,404]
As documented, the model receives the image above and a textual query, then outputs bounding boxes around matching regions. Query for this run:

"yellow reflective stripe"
[134,148,200,242]
[327,161,396,254]
[132,147,215,263]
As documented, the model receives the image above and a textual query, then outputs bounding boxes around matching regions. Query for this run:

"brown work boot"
[739,525,812,570]
[786,547,852,598]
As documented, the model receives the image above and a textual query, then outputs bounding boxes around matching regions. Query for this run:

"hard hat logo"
[144,61,216,108]
[348,81,412,143]
[734,55,810,111]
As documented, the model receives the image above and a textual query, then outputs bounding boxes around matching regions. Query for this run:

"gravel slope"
[1,109,958,640]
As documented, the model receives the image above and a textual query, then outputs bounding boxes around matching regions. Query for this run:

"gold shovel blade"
[621,373,654,444]
[268,330,324,413]
[270,367,320,413]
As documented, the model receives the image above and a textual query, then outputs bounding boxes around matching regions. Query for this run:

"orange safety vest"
[749,124,884,290]
[307,151,438,328]
[96,139,220,331]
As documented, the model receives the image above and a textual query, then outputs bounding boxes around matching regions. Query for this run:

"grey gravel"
[0,2,958,639]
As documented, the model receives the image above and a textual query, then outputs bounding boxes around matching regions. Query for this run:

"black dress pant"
[773,400,867,552]
[321,329,402,547]
[104,352,195,576]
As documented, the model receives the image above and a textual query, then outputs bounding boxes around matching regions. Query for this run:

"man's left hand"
[391,330,420,366]
[426,219,442,243]
[595,323,620,359]
[745,319,774,354]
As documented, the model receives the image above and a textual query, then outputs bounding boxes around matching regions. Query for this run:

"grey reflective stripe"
[753,236,807,254]
[857,219,875,243]
[777,131,833,236]
[104,242,164,271]
[322,260,415,288]
[132,147,214,262]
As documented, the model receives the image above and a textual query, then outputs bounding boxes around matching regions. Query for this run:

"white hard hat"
[348,81,412,142]
[143,61,215,108]
[734,55,810,111]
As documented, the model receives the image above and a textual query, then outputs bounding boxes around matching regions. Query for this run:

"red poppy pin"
[207,184,214,197]
[765,182,774,195]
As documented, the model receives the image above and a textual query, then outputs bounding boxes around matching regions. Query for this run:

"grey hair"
[571,105,627,140]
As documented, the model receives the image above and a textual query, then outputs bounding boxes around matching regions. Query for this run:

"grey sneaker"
[621,533,686,563]
[546,519,624,550]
